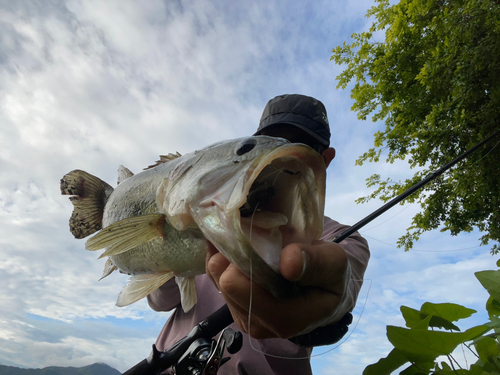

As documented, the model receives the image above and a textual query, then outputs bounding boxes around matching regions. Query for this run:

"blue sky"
[0,0,497,373]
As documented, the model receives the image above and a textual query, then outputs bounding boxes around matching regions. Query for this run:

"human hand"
[205,240,349,339]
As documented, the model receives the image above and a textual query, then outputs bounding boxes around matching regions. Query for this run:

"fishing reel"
[175,327,242,375]
[122,305,242,375]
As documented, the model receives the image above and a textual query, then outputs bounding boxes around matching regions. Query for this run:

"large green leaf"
[401,306,423,328]
[399,362,434,375]
[387,325,488,363]
[475,336,500,363]
[401,304,468,331]
[476,270,500,302]
[363,348,409,375]
[427,316,460,331]
[421,302,476,323]
[486,296,500,318]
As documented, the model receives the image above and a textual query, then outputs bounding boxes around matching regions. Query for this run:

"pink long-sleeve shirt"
[147,216,369,375]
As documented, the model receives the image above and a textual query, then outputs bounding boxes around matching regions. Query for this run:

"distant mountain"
[0,363,120,375]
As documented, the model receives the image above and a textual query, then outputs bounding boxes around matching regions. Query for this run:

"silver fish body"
[61,136,326,312]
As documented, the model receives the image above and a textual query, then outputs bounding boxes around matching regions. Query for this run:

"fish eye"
[236,139,257,155]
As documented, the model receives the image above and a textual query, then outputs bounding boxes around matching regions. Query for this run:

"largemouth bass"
[60,136,326,312]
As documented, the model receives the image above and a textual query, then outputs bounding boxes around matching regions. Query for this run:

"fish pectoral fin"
[116,272,175,307]
[85,214,166,258]
[99,258,118,280]
[175,276,198,313]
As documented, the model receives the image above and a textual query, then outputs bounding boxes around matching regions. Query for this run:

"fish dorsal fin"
[60,170,114,239]
[117,165,134,184]
[85,214,166,258]
[143,152,182,170]
[116,272,175,307]
[99,258,118,280]
[175,276,198,312]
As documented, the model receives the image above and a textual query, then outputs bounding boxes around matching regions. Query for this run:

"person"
[147,94,370,374]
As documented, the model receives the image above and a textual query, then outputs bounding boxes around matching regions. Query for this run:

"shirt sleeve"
[319,215,370,325]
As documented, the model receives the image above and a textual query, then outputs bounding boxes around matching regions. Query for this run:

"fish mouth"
[206,143,325,300]
[234,144,326,272]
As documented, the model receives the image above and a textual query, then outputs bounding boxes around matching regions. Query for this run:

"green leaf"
[401,304,468,331]
[475,336,500,363]
[486,296,500,318]
[468,364,486,375]
[363,348,409,375]
[428,316,460,331]
[399,362,434,375]
[401,306,424,328]
[387,325,488,363]
[476,270,500,302]
[421,302,477,323]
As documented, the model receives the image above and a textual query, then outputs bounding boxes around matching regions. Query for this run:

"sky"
[0,0,498,374]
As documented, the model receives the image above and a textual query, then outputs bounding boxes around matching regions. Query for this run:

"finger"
[208,261,277,338]
[206,249,230,289]
[280,241,348,293]
[222,294,276,338]
[206,241,219,258]
[218,263,338,338]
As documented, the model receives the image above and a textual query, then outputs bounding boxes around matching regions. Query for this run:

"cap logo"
[322,112,329,125]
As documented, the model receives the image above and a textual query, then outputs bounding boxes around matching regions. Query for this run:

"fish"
[60,136,326,312]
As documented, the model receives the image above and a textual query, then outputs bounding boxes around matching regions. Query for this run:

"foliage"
[363,259,500,374]
[331,0,500,253]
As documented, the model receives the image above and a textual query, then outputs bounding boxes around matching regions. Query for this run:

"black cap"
[255,94,331,146]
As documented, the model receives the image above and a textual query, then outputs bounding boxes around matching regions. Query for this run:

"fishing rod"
[122,129,500,375]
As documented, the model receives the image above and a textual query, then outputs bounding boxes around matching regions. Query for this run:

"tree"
[331,0,500,253]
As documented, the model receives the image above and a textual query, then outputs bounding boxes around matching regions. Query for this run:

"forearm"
[147,278,181,312]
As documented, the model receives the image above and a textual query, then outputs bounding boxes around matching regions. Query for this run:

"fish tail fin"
[175,276,198,313]
[116,272,175,307]
[99,258,118,281]
[60,170,114,239]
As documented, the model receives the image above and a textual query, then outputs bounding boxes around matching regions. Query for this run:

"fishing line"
[449,137,500,192]
[256,166,284,183]
[361,233,482,252]
[361,204,412,232]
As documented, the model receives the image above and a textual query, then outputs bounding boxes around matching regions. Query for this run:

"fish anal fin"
[117,165,134,185]
[116,272,175,307]
[175,276,198,313]
[85,214,166,258]
[60,170,114,239]
[99,258,118,281]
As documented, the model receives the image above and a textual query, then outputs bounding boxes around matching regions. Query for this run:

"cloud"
[1,0,496,373]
